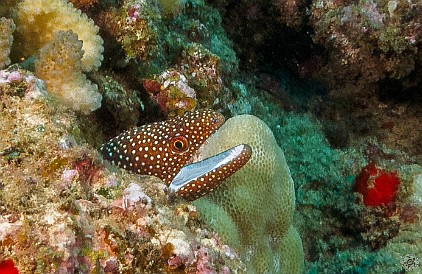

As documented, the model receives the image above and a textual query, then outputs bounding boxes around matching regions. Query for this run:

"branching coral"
[14,0,103,71]
[35,30,102,113]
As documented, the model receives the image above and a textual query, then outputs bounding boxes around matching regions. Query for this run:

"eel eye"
[170,136,189,153]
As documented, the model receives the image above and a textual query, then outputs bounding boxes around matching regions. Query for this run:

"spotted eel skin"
[100,109,252,201]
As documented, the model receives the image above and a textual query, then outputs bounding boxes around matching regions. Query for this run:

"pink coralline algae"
[195,247,215,274]
[0,71,22,83]
[0,69,47,99]
[122,182,152,210]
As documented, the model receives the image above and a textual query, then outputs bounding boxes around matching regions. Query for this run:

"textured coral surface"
[35,30,102,113]
[194,115,304,273]
[0,0,421,272]
[0,70,245,273]
[15,0,104,71]
[0,17,15,69]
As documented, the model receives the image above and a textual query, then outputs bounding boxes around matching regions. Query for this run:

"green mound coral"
[193,114,304,273]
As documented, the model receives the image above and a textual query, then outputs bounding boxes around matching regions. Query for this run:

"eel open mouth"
[99,109,252,201]
[168,144,252,201]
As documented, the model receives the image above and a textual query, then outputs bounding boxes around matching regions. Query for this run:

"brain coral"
[0,17,15,69]
[193,114,304,273]
[35,30,102,113]
[14,0,103,71]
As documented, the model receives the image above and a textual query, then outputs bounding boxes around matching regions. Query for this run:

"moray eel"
[100,110,252,201]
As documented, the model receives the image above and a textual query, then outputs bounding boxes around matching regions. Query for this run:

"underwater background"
[0,0,421,273]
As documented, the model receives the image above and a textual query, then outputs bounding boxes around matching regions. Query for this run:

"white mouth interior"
[168,144,246,194]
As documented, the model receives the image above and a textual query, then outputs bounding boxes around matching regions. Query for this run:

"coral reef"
[0,17,15,69]
[0,0,105,113]
[14,0,104,71]
[310,0,422,88]
[273,0,307,30]
[69,0,99,11]
[1,0,421,272]
[98,0,159,63]
[168,0,238,78]
[92,71,143,132]
[356,205,401,250]
[157,0,184,17]
[144,44,224,115]
[0,69,245,273]
[35,30,102,113]
[178,43,223,109]
[306,0,422,155]
[193,114,304,273]
[220,76,422,273]
[146,69,197,116]
[0,0,19,18]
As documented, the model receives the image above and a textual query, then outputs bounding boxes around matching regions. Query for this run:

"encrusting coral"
[14,0,103,72]
[178,43,223,109]
[144,69,197,116]
[35,30,102,113]
[0,17,15,70]
[95,0,159,63]
[68,0,99,11]
[193,114,304,273]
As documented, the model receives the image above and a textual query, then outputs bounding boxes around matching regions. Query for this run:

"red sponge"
[354,162,400,207]
[0,259,19,274]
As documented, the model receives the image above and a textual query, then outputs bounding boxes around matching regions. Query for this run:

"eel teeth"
[168,144,252,201]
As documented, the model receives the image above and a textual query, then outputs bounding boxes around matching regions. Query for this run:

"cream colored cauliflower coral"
[14,0,103,112]
[35,30,102,113]
[194,114,304,273]
[15,0,103,71]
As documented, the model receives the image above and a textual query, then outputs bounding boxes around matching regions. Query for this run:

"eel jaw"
[168,144,252,201]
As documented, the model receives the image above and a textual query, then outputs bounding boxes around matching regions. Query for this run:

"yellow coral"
[35,30,101,113]
[194,114,304,273]
[14,0,103,71]
[0,17,15,69]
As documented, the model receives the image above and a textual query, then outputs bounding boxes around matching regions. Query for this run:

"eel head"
[100,110,252,201]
